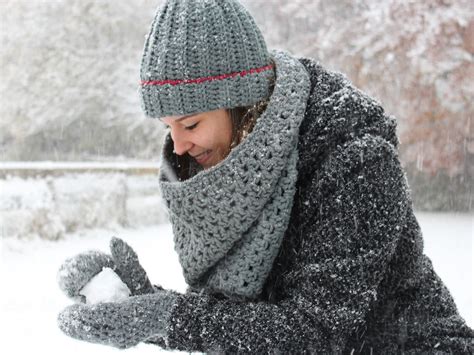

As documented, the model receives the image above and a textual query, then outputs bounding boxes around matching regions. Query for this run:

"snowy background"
[1,0,473,210]
[0,0,473,353]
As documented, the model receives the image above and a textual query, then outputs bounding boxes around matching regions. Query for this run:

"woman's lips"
[194,150,212,164]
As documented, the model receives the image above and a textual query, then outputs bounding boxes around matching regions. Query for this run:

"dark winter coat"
[156,57,474,354]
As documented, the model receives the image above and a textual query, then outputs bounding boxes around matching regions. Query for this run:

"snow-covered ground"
[1,212,472,354]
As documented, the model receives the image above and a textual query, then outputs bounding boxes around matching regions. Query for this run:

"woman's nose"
[170,129,192,155]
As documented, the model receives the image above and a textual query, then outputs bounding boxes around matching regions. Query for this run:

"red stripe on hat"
[141,63,274,86]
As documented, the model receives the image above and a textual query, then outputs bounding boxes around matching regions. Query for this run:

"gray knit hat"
[139,0,275,118]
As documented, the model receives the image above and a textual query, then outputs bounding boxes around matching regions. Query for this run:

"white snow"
[0,213,472,354]
[0,161,159,171]
[1,224,186,355]
[79,268,131,304]
[1,173,169,239]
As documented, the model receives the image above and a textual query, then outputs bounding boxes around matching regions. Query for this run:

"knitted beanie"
[140,0,275,118]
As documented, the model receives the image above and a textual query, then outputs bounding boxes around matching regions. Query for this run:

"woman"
[57,0,474,353]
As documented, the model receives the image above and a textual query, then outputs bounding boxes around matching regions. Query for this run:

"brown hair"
[228,100,270,150]
[228,65,276,150]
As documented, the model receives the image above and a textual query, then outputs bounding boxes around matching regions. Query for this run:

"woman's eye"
[185,122,199,130]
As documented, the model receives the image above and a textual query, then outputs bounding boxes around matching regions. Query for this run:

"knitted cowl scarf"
[158,50,311,300]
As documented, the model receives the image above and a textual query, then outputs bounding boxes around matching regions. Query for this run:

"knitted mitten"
[57,237,157,302]
[109,237,156,296]
[57,291,177,349]
[57,250,115,302]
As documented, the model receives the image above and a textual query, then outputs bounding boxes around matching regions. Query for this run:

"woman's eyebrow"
[158,113,197,124]
[176,114,197,122]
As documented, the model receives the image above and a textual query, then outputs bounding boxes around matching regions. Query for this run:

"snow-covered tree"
[1,0,472,210]
[0,0,164,161]
[245,0,473,210]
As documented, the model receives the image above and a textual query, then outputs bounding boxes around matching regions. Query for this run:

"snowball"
[79,267,131,304]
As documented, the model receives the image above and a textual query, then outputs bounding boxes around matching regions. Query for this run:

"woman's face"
[161,109,233,169]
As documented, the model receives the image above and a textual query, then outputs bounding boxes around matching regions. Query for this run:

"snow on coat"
[152,56,474,354]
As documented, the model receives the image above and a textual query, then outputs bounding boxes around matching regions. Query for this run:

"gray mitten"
[109,237,157,296]
[57,250,115,302]
[57,237,157,302]
[57,291,178,349]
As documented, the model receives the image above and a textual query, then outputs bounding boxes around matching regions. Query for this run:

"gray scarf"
[159,50,311,300]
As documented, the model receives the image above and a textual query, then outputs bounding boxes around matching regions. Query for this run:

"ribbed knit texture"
[155,55,474,354]
[140,0,274,118]
[158,50,311,300]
